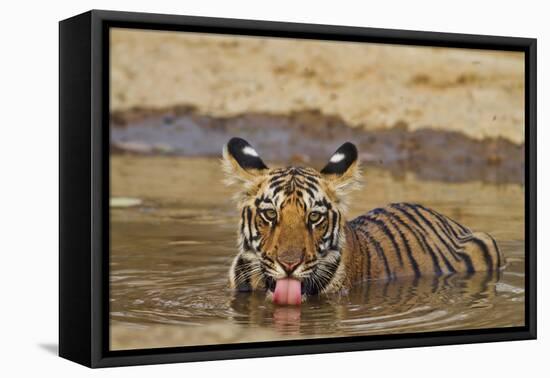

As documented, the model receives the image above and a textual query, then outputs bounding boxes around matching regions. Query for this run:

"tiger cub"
[222,137,505,305]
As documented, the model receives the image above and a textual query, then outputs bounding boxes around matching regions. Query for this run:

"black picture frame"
[59,9,537,368]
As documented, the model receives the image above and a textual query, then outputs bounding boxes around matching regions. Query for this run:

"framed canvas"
[59,10,537,368]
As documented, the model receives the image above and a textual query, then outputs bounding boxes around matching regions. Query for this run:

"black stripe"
[489,235,502,268]
[262,254,275,264]
[457,251,475,274]
[416,204,470,238]
[419,207,463,251]
[405,204,461,263]
[356,227,393,280]
[272,185,284,197]
[424,204,470,235]
[269,173,289,182]
[361,232,372,279]
[299,179,318,191]
[329,210,339,249]
[321,198,333,210]
[416,204,473,241]
[440,212,470,235]
[414,205,461,261]
[294,182,316,198]
[302,175,319,185]
[418,206,477,260]
[350,218,372,279]
[434,245,456,273]
[364,215,404,267]
[269,179,285,189]
[450,218,470,235]
[387,207,443,276]
[471,237,494,272]
[246,206,253,241]
[430,218,464,259]
[391,203,424,230]
[254,197,261,207]
[385,216,421,278]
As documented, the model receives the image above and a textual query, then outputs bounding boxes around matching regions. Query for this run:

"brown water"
[109,156,525,350]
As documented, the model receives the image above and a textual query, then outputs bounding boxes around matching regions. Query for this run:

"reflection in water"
[228,272,517,337]
[110,156,525,350]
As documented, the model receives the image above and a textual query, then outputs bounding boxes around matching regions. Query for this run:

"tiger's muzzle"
[277,248,305,275]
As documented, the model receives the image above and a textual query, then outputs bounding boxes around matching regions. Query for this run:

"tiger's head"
[223,137,360,305]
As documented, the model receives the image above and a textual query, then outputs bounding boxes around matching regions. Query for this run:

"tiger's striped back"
[344,203,505,283]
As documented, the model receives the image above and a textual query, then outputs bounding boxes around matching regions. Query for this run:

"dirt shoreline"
[111,29,525,143]
[110,107,524,185]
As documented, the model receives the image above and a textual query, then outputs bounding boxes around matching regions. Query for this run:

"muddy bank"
[111,108,524,185]
[111,29,525,143]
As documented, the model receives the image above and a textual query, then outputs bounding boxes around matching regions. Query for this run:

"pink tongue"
[273,278,302,305]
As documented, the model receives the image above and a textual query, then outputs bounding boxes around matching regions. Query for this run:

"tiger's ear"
[321,142,361,196]
[222,137,268,186]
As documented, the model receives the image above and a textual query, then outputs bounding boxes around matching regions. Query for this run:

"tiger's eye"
[309,212,322,223]
[264,209,277,220]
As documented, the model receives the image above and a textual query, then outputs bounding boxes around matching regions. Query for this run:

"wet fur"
[223,138,505,301]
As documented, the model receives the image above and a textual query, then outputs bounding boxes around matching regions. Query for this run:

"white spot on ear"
[329,152,345,163]
[242,146,259,157]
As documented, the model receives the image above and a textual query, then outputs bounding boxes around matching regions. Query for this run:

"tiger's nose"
[277,252,304,274]
[278,258,302,274]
